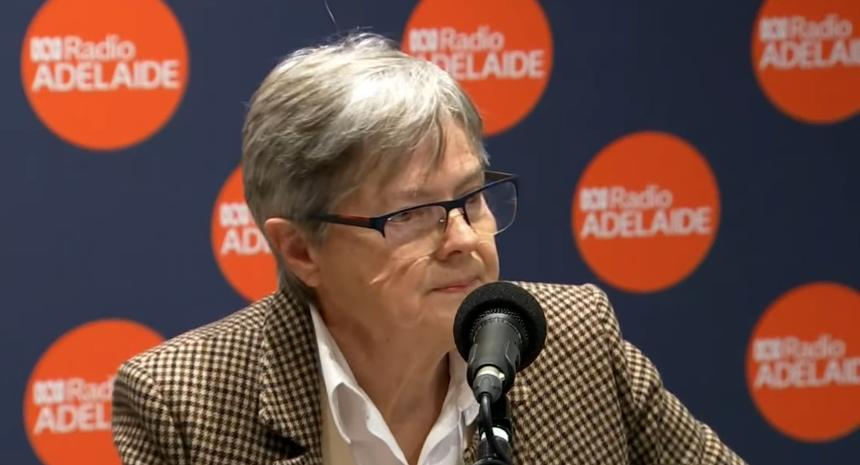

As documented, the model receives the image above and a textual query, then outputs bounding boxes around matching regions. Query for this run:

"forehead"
[333,121,486,216]
[395,131,481,188]
[366,123,484,198]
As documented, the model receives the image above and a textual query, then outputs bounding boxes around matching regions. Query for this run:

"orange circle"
[23,319,164,465]
[211,166,278,302]
[746,282,860,442]
[402,0,553,136]
[21,0,189,151]
[571,131,721,293]
[752,0,860,124]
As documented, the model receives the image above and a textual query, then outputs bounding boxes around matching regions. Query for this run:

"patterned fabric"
[111,281,749,465]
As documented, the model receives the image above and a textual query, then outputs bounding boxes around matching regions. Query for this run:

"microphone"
[453,281,547,404]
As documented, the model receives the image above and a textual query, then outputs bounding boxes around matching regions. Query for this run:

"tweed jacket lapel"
[508,383,535,465]
[257,289,325,465]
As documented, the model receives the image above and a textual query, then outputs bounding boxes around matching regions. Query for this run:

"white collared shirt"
[310,305,480,465]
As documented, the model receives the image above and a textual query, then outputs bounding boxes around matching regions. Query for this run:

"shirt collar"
[309,304,479,430]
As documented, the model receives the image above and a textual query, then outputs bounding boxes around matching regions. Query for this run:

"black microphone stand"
[472,393,514,465]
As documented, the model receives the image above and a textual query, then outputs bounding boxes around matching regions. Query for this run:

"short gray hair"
[240,32,489,305]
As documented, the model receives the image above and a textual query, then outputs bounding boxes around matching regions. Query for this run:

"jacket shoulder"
[125,295,271,370]
[508,280,614,328]
[506,280,620,372]
[504,281,632,457]
[116,293,278,411]
[110,294,291,464]
[506,280,621,384]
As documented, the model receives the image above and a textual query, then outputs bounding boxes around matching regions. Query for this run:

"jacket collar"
[257,288,324,457]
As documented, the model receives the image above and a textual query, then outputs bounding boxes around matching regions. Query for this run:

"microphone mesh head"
[453,281,547,370]
[471,307,529,347]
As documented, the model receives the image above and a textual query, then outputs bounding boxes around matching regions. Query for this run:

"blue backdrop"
[2,0,859,464]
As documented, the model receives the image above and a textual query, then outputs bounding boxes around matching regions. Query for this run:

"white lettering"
[609,185,673,210]
[62,34,136,61]
[778,334,847,361]
[30,37,63,62]
[759,38,860,70]
[32,380,65,405]
[580,188,609,212]
[753,357,860,390]
[220,227,271,256]
[409,26,547,81]
[438,26,504,52]
[32,403,112,435]
[579,207,712,239]
[219,202,253,228]
[754,338,783,362]
[30,60,181,92]
[788,14,853,41]
[421,50,546,80]
[409,28,438,53]
[63,376,115,403]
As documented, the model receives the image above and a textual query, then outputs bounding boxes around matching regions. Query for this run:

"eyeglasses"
[307,170,518,259]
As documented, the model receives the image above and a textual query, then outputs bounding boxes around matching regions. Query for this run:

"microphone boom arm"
[473,393,514,465]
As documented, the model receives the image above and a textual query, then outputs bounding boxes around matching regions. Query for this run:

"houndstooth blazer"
[111,281,748,465]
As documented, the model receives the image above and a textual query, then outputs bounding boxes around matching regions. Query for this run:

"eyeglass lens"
[384,180,517,258]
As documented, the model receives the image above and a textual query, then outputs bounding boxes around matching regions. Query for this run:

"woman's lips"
[433,278,480,293]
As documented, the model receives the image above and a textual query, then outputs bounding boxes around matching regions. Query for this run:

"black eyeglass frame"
[306,170,519,238]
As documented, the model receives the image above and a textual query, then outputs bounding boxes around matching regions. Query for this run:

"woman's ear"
[263,219,322,289]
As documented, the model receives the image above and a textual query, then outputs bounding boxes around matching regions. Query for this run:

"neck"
[321,312,452,425]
